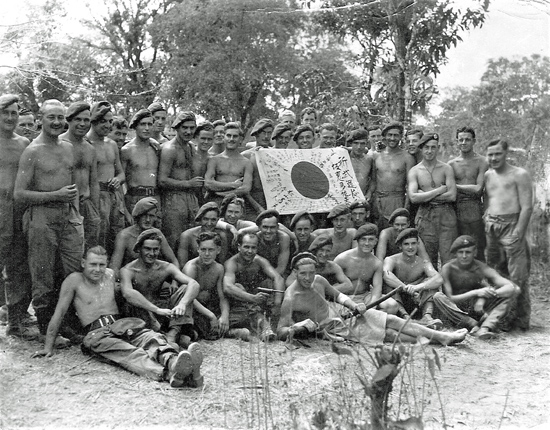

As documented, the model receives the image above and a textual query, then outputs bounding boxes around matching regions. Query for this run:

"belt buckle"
[146,188,154,196]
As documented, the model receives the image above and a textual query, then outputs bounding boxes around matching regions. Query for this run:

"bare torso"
[485,167,523,215]
[125,259,173,301]
[388,254,426,284]
[24,138,75,192]
[0,134,28,192]
[374,149,413,193]
[121,139,159,188]
[62,135,96,199]
[90,137,118,182]
[335,249,378,294]
[350,153,373,194]
[161,139,193,182]
[449,153,486,201]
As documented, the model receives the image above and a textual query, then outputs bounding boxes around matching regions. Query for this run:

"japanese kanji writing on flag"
[256,148,365,214]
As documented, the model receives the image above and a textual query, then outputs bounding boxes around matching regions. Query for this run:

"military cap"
[66,102,91,122]
[250,118,273,136]
[195,202,220,222]
[450,235,477,254]
[355,223,378,240]
[0,94,19,110]
[131,197,159,219]
[291,252,318,269]
[381,121,404,136]
[90,101,112,122]
[271,123,292,140]
[133,228,163,253]
[292,124,315,142]
[129,109,152,129]
[326,203,350,220]
[308,235,333,253]
[347,129,369,143]
[289,210,315,231]
[19,107,33,116]
[417,133,439,149]
[147,102,166,114]
[255,209,280,226]
[389,208,410,225]
[172,111,196,129]
[350,200,370,212]
[395,228,419,245]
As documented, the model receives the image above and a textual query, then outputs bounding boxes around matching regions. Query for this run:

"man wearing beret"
[120,229,200,347]
[109,197,179,279]
[272,123,292,149]
[484,139,533,330]
[15,107,37,142]
[15,99,84,343]
[87,101,126,255]
[433,235,520,339]
[347,130,374,197]
[148,102,169,144]
[312,203,356,260]
[408,133,458,267]
[205,122,254,218]
[289,210,315,254]
[158,111,201,249]
[448,127,488,261]
[177,202,235,266]
[383,228,444,328]
[223,231,285,341]
[376,208,430,261]
[61,102,101,251]
[241,118,274,215]
[333,224,388,311]
[372,121,415,230]
[293,124,315,150]
[349,199,371,230]
[121,109,162,216]
[0,94,36,339]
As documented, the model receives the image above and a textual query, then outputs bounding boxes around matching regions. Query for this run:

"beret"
[347,129,369,143]
[389,208,410,225]
[271,123,292,140]
[220,193,245,217]
[291,252,318,270]
[450,235,477,254]
[131,197,159,219]
[278,109,296,121]
[133,228,163,253]
[417,133,439,149]
[355,223,378,240]
[90,101,112,122]
[308,235,332,253]
[327,203,350,220]
[349,200,370,212]
[381,121,404,136]
[66,102,91,122]
[250,118,273,136]
[147,102,166,114]
[195,202,220,222]
[19,107,33,116]
[292,124,315,141]
[172,111,196,129]
[395,228,418,245]
[255,208,279,226]
[0,94,19,110]
[289,210,314,231]
[129,109,152,129]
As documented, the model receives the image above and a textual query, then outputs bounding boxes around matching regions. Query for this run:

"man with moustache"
[148,102,169,144]
[15,107,37,142]
[0,95,36,339]
[61,102,100,250]
[121,109,161,215]
[158,111,200,249]
[15,99,83,343]
[87,101,126,255]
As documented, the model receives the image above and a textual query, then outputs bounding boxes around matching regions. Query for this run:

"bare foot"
[440,328,468,346]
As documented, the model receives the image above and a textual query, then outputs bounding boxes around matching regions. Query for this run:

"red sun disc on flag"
[290,161,330,200]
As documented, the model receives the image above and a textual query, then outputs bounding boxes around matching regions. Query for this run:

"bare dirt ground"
[1,262,549,430]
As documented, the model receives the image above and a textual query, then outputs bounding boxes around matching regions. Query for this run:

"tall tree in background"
[314,0,489,124]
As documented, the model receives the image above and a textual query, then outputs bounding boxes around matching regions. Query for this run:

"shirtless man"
[191,121,214,206]
[347,129,374,198]
[253,209,291,277]
[292,124,315,150]
[448,127,488,260]
[312,204,356,261]
[204,122,253,218]
[0,95,35,339]
[158,111,200,249]
[107,116,129,151]
[349,200,371,229]
[183,231,229,339]
[318,123,338,149]
[300,107,317,129]
[368,125,383,152]
[121,109,161,215]
[14,99,83,340]
[383,228,443,329]
[433,235,520,339]
[33,246,203,388]
[333,224,385,309]
[15,107,37,142]
[208,119,226,156]
[241,118,274,214]
[372,122,415,230]
[87,101,126,255]
[223,232,284,341]
[148,102,169,144]
[219,194,255,230]
[277,253,467,346]
[177,202,234,265]
[408,133,458,267]
[285,235,352,291]
[109,197,178,279]
[484,139,533,330]
[120,229,200,347]
[406,129,423,164]
[271,123,292,149]
[376,208,430,261]
[289,210,315,254]
[60,102,100,250]
[279,109,296,131]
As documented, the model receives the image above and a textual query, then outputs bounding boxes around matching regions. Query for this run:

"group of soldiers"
[0,95,532,388]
